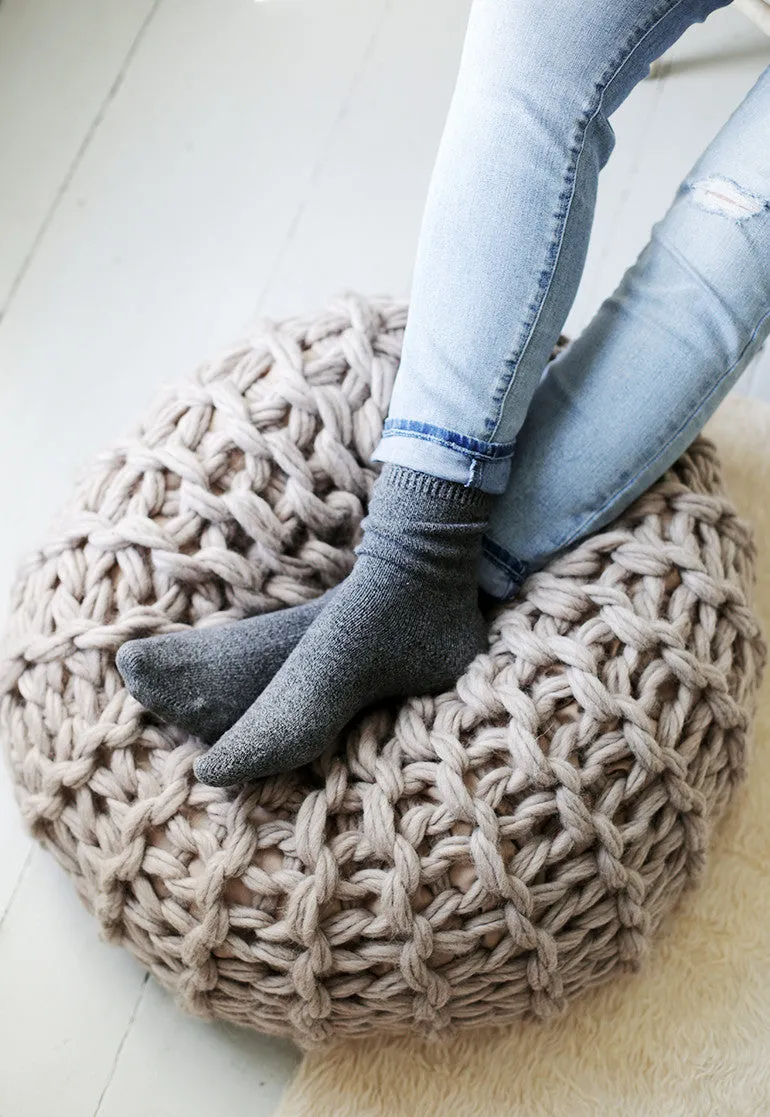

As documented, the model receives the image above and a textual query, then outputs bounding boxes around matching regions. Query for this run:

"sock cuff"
[377,463,494,516]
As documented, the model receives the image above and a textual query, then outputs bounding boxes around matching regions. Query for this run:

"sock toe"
[117,634,212,737]
[116,639,155,705]
[193,734,261,786]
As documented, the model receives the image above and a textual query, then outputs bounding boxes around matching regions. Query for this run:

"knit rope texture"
[0,294,765,1046]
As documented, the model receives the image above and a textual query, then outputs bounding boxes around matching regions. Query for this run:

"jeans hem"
[478,538,530,601]
[373,422,515,493]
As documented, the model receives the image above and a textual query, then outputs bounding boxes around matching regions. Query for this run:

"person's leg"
[479,65,770,599]
[371,0,730,492]
[188,0,729,786]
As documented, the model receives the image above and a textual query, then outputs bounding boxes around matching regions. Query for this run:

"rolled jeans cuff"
[371,419,515,494]
[478,537,530,601]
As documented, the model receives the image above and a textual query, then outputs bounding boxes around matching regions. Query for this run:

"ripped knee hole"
[687,175,770,220]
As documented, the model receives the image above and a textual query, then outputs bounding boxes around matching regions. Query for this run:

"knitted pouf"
[0,295,765,1046]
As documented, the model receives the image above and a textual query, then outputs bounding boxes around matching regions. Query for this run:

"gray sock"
[116,589,337,743]
[194,464,493,786]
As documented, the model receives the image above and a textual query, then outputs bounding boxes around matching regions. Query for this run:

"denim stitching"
[551,303,770,556]
[486,0,705,441]
[381,419,516,462]
[481,536,529,581]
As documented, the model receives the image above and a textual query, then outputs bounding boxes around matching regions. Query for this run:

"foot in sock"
[116,589,337,742]
[194,464,493,787]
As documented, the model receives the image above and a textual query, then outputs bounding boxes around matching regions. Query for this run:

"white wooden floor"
[1,3,769,1114]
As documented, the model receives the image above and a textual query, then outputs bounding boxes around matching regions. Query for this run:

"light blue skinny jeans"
[371,0,770,599]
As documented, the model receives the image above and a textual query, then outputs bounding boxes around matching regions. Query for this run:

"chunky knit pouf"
[0,295,765,1046]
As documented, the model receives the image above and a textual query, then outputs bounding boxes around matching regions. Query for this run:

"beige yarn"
[0,294,765,1047]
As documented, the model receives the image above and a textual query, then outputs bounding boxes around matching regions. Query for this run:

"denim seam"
[486,0,702,442]
[481,537,529,581]
[552,304,770,555]
[380,421,516,462]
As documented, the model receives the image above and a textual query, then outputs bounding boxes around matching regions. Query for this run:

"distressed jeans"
[371,0,770,598]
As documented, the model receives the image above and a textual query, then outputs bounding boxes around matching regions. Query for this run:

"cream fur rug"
[278,394,770,1117]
